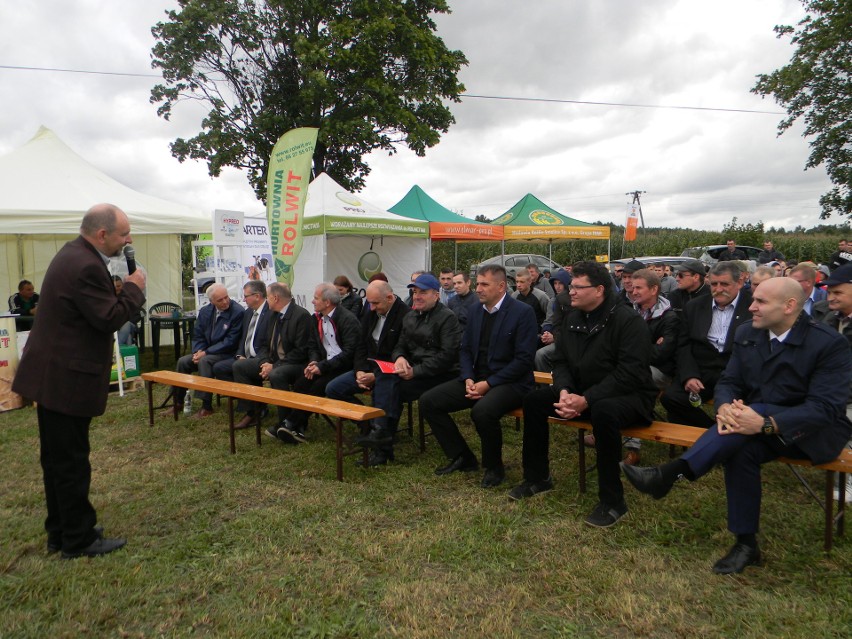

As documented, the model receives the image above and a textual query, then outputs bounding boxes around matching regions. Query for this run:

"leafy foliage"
[752,1,852,219]
[150,0,467,200]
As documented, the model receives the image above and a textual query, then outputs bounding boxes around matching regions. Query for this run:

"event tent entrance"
[288,173,429,304]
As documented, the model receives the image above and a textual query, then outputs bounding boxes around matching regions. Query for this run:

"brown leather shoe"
[234,414,254,430]
[192,408,214,419]
[161,405,182,418]
[583,433,596,448]
[623,450,641,466]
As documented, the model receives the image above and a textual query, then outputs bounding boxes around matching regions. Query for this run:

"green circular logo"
[357,252,382,282]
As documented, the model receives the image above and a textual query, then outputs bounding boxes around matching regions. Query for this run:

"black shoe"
[508,477,554,500]
[584,501,628,528]
[481,467,506,488]
[265,425,283,441]
[48,525,104,554]
[712,543,761,575]
[355,427,394,448]
[61,536,127,559]
[356,449,394,467]
[277,421,306,444]
[622,463,675,500]
[434,454,479,476]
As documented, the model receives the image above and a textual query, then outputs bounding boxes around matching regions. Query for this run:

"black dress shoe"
[621,463,674,500]
[48,525,104,554]
[712,543,761,574]
[356,449,394,467]
[355,427,394,448]
[61,536,127,559]
[481,467,506,488]
[434,455,479,476]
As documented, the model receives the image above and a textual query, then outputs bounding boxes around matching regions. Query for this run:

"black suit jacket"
[235,302,272,358]
[676,289,753,385]
[354,295,410,372]
[260,301,312,368]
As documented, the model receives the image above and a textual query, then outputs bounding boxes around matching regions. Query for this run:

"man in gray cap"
[667,259,709,313]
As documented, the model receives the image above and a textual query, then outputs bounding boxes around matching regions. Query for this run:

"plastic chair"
[148,302,192,352]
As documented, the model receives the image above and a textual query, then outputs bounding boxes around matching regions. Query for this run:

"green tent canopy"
[493,194,610,241]
[389,185,501,240]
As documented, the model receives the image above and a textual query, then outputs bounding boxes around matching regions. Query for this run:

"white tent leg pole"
[114,334,124,397]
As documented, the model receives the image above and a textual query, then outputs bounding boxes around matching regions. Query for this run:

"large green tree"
[751,0,852,219]
[150,0,466,200]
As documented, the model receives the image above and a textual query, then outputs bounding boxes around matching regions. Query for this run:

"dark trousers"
[660,381,716,428]
[175,352,231,409]
[682,427,807,534]
[371,371,456,423]
[522,386,651,507]
[421,378,525,470]
[37,405,99,552]
[284,373,333,429]
[268,363,306,422]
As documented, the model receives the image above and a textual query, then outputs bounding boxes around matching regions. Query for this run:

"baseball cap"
[408,273,440,291]
[675,259,706,275]
[621,260,646,274]
[823,263,852,287]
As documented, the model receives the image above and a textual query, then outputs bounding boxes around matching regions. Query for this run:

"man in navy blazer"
[661,261,752,427]
[624,277,852,574]
[421,264,538,488]
[172,283,243,417]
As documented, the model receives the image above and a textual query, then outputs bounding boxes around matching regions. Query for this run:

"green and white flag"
[266,127,318,285]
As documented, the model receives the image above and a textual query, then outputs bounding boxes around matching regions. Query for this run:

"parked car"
[611,256,689,271]
[470,253,562,288]
[681,245,762,264]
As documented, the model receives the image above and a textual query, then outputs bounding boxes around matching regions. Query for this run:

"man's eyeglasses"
[569,284,597,291]
[675,272,694,279]
[614,270,623,275]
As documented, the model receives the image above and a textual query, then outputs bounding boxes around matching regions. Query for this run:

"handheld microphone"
[123,245,137,275]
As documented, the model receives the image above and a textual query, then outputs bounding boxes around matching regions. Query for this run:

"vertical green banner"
[266,127,319,285]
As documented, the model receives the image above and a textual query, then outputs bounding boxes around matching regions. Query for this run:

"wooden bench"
[141,371,384,481]
[506,401,850,551]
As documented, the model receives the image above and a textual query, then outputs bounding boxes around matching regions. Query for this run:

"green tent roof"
[492,194,592,227]
[389,185,482,224]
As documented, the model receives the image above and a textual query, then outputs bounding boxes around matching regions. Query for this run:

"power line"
[0,65,785,115]
[461,93,784,115]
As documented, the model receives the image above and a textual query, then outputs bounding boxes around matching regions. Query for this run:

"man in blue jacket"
[172,283,243,418]
[421,265,538,487]
[623,277,852,573]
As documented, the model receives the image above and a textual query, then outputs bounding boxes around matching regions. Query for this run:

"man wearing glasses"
[667,259,709,313]
[508,261,658,528]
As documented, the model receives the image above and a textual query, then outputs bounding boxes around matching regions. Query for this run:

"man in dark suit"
[12,203,146,558]
[624,277,852,573]
[421,265,538,487]
[661,261,752,427]
[717,239,747,261]
[325,279,410,466]
[213,280,272,427]
[275,283,361,444]
[172,283,243,418]
[242,282,311,432]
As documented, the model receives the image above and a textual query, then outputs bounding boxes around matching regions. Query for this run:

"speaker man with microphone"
[13,203,147,558]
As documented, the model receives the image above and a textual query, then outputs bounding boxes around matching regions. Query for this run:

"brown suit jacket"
[12,236,145,416]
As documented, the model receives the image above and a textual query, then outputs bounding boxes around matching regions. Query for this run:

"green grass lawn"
[1,348,850,638]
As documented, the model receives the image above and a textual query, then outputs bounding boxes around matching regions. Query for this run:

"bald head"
[749,277,805,334]
[365,279,395,316]
[80,203,132,257]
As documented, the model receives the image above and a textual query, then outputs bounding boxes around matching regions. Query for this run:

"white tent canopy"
[289,173,429,305]
[0,126,211,329]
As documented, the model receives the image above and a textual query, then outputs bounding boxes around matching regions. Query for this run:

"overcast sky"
[0,0,838,232]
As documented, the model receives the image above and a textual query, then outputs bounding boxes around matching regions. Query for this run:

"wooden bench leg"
[577,429,587,494]
[228,397,236,454]
[336,417,345,481]
[146,381,154,427]
[825,470,835,552]
[838,471,847,539]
